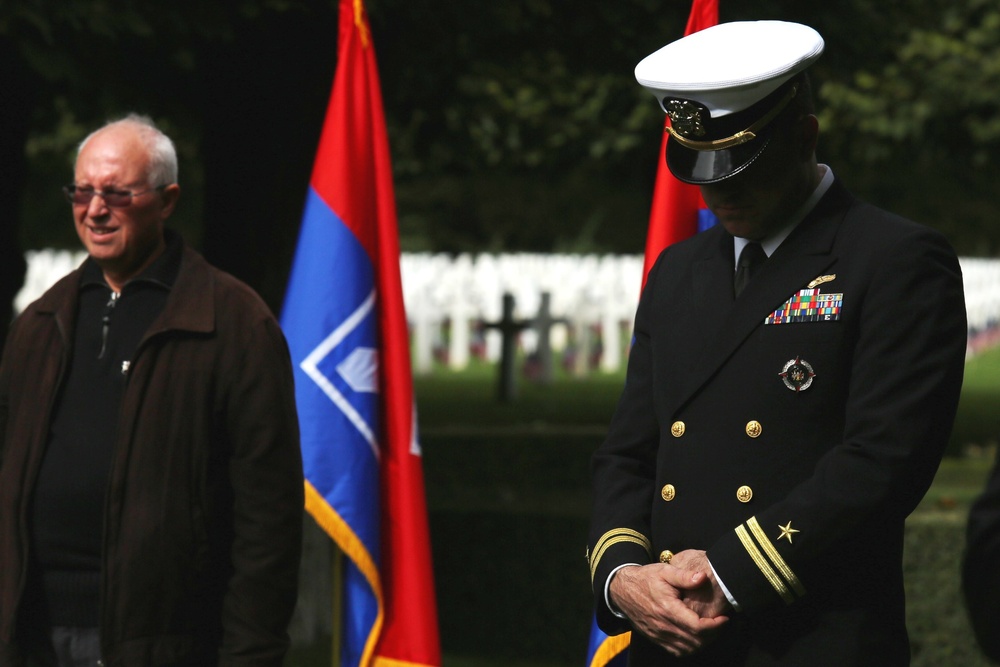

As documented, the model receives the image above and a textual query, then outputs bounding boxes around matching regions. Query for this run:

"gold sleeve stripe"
[735,524,795,604]
[590,536,651,583]
[747,517,806,597]
[593,527,651,557]
[590,528,652,582]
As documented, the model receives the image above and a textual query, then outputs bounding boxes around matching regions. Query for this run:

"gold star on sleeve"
[777,521,800,544]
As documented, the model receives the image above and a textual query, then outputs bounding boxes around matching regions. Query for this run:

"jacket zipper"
[97,291,119,360]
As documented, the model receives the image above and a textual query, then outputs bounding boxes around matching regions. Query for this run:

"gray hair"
[77,113,179,186]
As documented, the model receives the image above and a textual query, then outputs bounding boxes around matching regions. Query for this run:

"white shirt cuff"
[709,559,741,611]
[605,563,641,619]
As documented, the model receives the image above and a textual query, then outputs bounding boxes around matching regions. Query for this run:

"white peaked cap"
[635,21,825,117]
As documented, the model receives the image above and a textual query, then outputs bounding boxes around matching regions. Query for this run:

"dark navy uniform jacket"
[589,179,967,666]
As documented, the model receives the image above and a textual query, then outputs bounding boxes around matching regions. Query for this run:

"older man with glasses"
[0,114,304,666]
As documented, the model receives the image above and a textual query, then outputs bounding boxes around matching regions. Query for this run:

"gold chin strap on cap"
[666,83,799,152]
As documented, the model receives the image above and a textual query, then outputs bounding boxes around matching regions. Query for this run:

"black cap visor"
[662,79,799,185]
[667,125,774,185]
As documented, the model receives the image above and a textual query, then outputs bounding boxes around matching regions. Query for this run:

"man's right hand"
[609,564,730,658]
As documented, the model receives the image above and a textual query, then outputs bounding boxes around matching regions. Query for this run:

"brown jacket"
[0,245,303,666]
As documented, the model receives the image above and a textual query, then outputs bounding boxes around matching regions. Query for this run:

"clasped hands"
[609,549,732,658]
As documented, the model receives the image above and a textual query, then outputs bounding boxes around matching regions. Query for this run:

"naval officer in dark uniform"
[588,21,967,665]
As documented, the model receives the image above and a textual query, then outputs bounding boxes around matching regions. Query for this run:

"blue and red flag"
[280,1,440,665]
[586,614,630,667]
[587,1,718,665]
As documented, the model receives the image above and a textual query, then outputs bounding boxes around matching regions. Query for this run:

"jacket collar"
[153,246,216,336]
[33,235,217,339]
[78,230,184,292]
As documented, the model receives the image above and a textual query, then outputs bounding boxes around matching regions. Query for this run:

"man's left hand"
[669,549,733,619]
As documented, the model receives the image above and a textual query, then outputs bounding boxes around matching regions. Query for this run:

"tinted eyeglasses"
[63,184,166,208]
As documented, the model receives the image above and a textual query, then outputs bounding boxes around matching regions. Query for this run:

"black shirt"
[27,233,181,627]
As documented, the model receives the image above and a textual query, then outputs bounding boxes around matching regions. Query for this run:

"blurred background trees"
[3,0,999,314]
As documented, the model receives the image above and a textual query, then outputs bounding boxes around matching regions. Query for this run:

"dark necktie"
[734,242,766,298]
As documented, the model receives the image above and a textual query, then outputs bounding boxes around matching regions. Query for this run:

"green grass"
[289,346,1000,666]
[414,358,624,431]
[950,347,1000,454]
[916,456,993,514]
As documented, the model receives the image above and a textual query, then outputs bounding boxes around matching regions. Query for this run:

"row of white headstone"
[16,250,1000,373]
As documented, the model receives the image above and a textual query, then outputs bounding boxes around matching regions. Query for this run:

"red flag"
[640,0,719,290]
[280,0,440,664]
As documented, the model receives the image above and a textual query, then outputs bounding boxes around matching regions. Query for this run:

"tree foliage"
[4,0,1000,265]
[817,0,1000,253]
[367,0,685,252]
[367,0,1000,255]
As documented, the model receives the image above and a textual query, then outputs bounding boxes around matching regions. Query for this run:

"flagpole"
[332,547,343,667]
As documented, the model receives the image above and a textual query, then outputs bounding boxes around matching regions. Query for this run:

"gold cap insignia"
[664,99,707,138]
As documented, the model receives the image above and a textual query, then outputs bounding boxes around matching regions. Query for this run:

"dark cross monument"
[483,292,532,402]
[531,291,568,386]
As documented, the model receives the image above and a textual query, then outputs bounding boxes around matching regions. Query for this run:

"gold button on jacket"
[661,484,676,502]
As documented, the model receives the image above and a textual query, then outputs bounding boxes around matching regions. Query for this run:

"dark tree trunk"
[197,6,338,314]
[0,38,33,354]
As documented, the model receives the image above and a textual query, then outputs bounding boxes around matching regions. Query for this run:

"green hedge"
[905,513,990,666]
[288,348,1000,666]
[420,437,994,666]
[421,351,1000,665]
